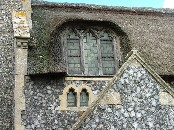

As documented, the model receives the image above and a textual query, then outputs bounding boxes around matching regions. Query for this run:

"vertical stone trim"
[12,1,31,129]
[22,0,32,29]
[14,38,28,130]
[12,11,30,38]
[12,0,31,38]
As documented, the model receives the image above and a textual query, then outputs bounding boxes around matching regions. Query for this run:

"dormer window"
[64,27,118,76]
[51,21,130,75]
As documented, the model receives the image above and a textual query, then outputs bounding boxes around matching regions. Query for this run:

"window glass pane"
[67,89,77,107]
[100,32,115,75]
[83,32,99,75]
[66,28,117,76]
[80,89,89,106]
[67,31,82,74]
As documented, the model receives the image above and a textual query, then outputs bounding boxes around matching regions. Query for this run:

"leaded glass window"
[83,32,99,75]
[66,28,117,76]
[67,30,82,74]
[80,89,89,106]
[100,32,115,75]
[67,88,77,107]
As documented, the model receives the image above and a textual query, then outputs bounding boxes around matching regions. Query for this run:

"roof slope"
[29,1,174,75]
[71,50,174,130]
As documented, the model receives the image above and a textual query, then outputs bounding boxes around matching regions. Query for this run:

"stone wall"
[79,65,174,129]
[23,65,174,130]
[23,76,77,129]
[0,0,22,129]
[22,76,110,129]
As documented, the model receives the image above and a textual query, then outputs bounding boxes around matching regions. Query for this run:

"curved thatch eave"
[28,15,131,75]
[49,19,131,74]
[28,1,174,76]
[31,0,174,16]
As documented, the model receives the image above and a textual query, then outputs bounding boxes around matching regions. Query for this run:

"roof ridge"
[32,1,174,15]
[71,50,174,130]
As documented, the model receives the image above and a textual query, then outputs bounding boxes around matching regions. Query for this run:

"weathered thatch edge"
[29,1,174,76]
[28,15,131,75]
[32,0,174,16]
[71,50,174,130]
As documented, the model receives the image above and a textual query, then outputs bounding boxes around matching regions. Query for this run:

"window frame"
[80,89,89,107]
[62,27,120,76]
[59,84,95,111]
[67,88,77,107]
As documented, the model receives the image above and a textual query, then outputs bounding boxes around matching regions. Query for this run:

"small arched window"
[67,88,77,107]
[80,89,89,107]
[59,85,95,110]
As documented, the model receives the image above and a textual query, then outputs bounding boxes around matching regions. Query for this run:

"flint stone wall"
[23,76,108,129]
[79,65,174,129]
[22,65,174,129]
[0,0,22,129]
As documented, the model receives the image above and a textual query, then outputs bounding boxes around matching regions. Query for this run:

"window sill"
[65,76,114,81]
[57,106,88,111]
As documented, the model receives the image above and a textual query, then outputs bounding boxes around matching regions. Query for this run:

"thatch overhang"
[28,1,174,76]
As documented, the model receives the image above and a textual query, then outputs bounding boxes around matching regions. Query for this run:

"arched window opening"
[83,32,99,75]
[67,30,81,74]
[100,32,115,75]
[67,88,77,107]
[66,28,117,76]
[80,89,89,106]
[59,84,95,110]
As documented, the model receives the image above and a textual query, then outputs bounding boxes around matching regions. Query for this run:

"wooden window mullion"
[80,35,85,74]
[97,37,103,75]
[113,36,119,73]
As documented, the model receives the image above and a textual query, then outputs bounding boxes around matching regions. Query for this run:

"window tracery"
[58,84,95,111]
[64,28,118,76]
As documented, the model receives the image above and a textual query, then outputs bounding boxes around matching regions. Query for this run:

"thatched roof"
[28,1,174,75]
